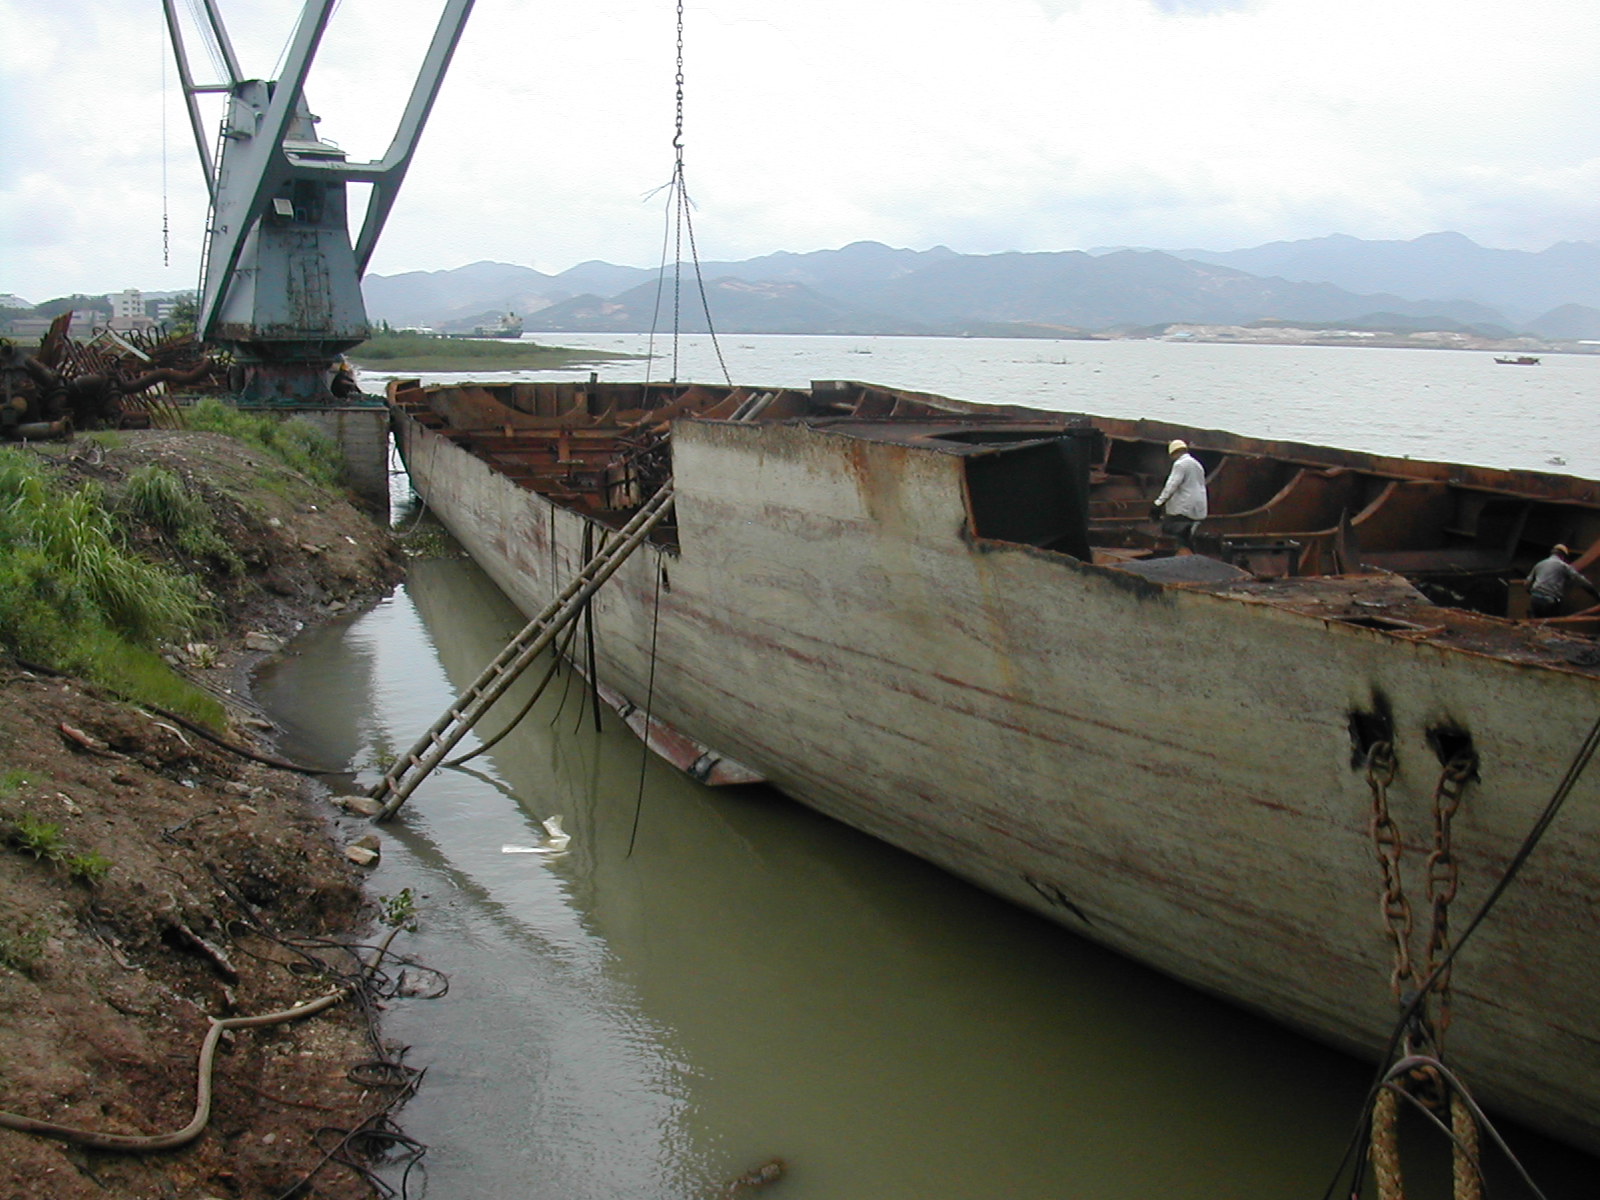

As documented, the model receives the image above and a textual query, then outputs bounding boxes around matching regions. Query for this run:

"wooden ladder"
[369,482,676,820]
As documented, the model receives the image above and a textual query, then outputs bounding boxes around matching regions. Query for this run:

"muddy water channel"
[256,536,1592,1200]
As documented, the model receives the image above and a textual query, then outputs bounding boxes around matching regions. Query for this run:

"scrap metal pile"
[1,313,228,440]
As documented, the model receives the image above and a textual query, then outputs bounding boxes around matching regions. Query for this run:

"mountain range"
[361,233,1600,340]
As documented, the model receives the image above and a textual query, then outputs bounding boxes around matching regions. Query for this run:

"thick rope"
[625,559,666,859]
[1451,1092,1483,1200]
[1369,1086,1404,1200]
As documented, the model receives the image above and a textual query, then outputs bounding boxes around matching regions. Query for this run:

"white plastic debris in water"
[501,815,571,855]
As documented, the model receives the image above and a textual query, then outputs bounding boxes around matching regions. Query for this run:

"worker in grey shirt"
[1153,438,1208,550]
[1526,544,1598,618]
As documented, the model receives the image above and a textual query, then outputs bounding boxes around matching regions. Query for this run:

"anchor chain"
[1364,742,1413,996]
[1363,742,1484,1200]
[1423,753,1475,1039]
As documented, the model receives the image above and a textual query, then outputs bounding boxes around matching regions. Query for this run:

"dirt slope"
[0,428,408,1199]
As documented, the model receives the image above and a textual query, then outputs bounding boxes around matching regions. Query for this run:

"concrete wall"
[283,405,391,514]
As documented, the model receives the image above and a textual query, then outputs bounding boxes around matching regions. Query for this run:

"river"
[365,332,1600,478]
[259,336,1598,1198]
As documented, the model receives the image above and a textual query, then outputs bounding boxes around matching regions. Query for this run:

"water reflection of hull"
[390,377,1600,1155]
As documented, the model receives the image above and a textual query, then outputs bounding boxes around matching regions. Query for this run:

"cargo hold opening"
[959,429,1101,560]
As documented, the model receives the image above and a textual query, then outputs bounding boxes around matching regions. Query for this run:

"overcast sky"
[3,0,1598,303]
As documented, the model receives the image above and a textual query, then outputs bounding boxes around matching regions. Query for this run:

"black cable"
[625,563,665,858]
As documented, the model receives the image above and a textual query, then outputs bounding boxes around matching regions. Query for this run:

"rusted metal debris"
[2,312,229,440]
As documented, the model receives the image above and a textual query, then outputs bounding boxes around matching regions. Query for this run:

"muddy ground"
[0,429,414,1199]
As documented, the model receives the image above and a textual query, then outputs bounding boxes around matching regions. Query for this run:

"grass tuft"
[0,924,47,974]
[122,465,244,575]
[179,398,344,487]
[10,814,64,861]
[66,851,112,885]
[0,446,223,727]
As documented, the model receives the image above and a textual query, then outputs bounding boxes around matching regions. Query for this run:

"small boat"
[1493,354,1540,365]
[388,375,1600,1155]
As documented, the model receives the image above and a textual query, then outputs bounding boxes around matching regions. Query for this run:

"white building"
[108,288,155,331]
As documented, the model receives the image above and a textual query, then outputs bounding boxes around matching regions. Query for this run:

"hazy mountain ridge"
[360,234,1600,339]
[1172,232,1600,323]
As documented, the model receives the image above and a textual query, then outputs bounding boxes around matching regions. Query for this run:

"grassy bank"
[0,401,366,728]
[349,330,641,372]
[0,445,222,726]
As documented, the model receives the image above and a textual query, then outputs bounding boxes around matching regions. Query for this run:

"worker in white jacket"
[1153,439,1208,550]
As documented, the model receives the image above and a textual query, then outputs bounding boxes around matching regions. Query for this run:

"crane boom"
[164,0,475,403]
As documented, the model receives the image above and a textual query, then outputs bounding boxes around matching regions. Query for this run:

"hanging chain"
[644,0,733,389]
[672,0,685,160]
[670,0,685,383]
[1364,742,1487,1200]
[1365,742,1414,997]
[1423,753,1474,1040]
[161,18,171,268]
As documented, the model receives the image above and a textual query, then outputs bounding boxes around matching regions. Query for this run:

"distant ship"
[1493,354,1540,365]
[471,312,524,339]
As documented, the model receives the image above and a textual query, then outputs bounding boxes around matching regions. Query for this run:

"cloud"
[2,0,1597,302]
[1147,0,1254,13]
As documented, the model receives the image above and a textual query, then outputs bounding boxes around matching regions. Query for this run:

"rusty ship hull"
[388,376,1600,1154]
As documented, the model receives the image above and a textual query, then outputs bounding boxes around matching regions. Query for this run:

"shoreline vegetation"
[348,330,642,373]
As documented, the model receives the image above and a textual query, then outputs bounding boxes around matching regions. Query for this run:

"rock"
[332,794,383,817]
[244,632,284,653]
[183,642,218,667]
[345,844,379,867]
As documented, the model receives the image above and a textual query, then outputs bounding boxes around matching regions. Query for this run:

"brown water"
[255,536,1595,1200]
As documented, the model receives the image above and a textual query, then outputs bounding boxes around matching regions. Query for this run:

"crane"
[163,0,474,403]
